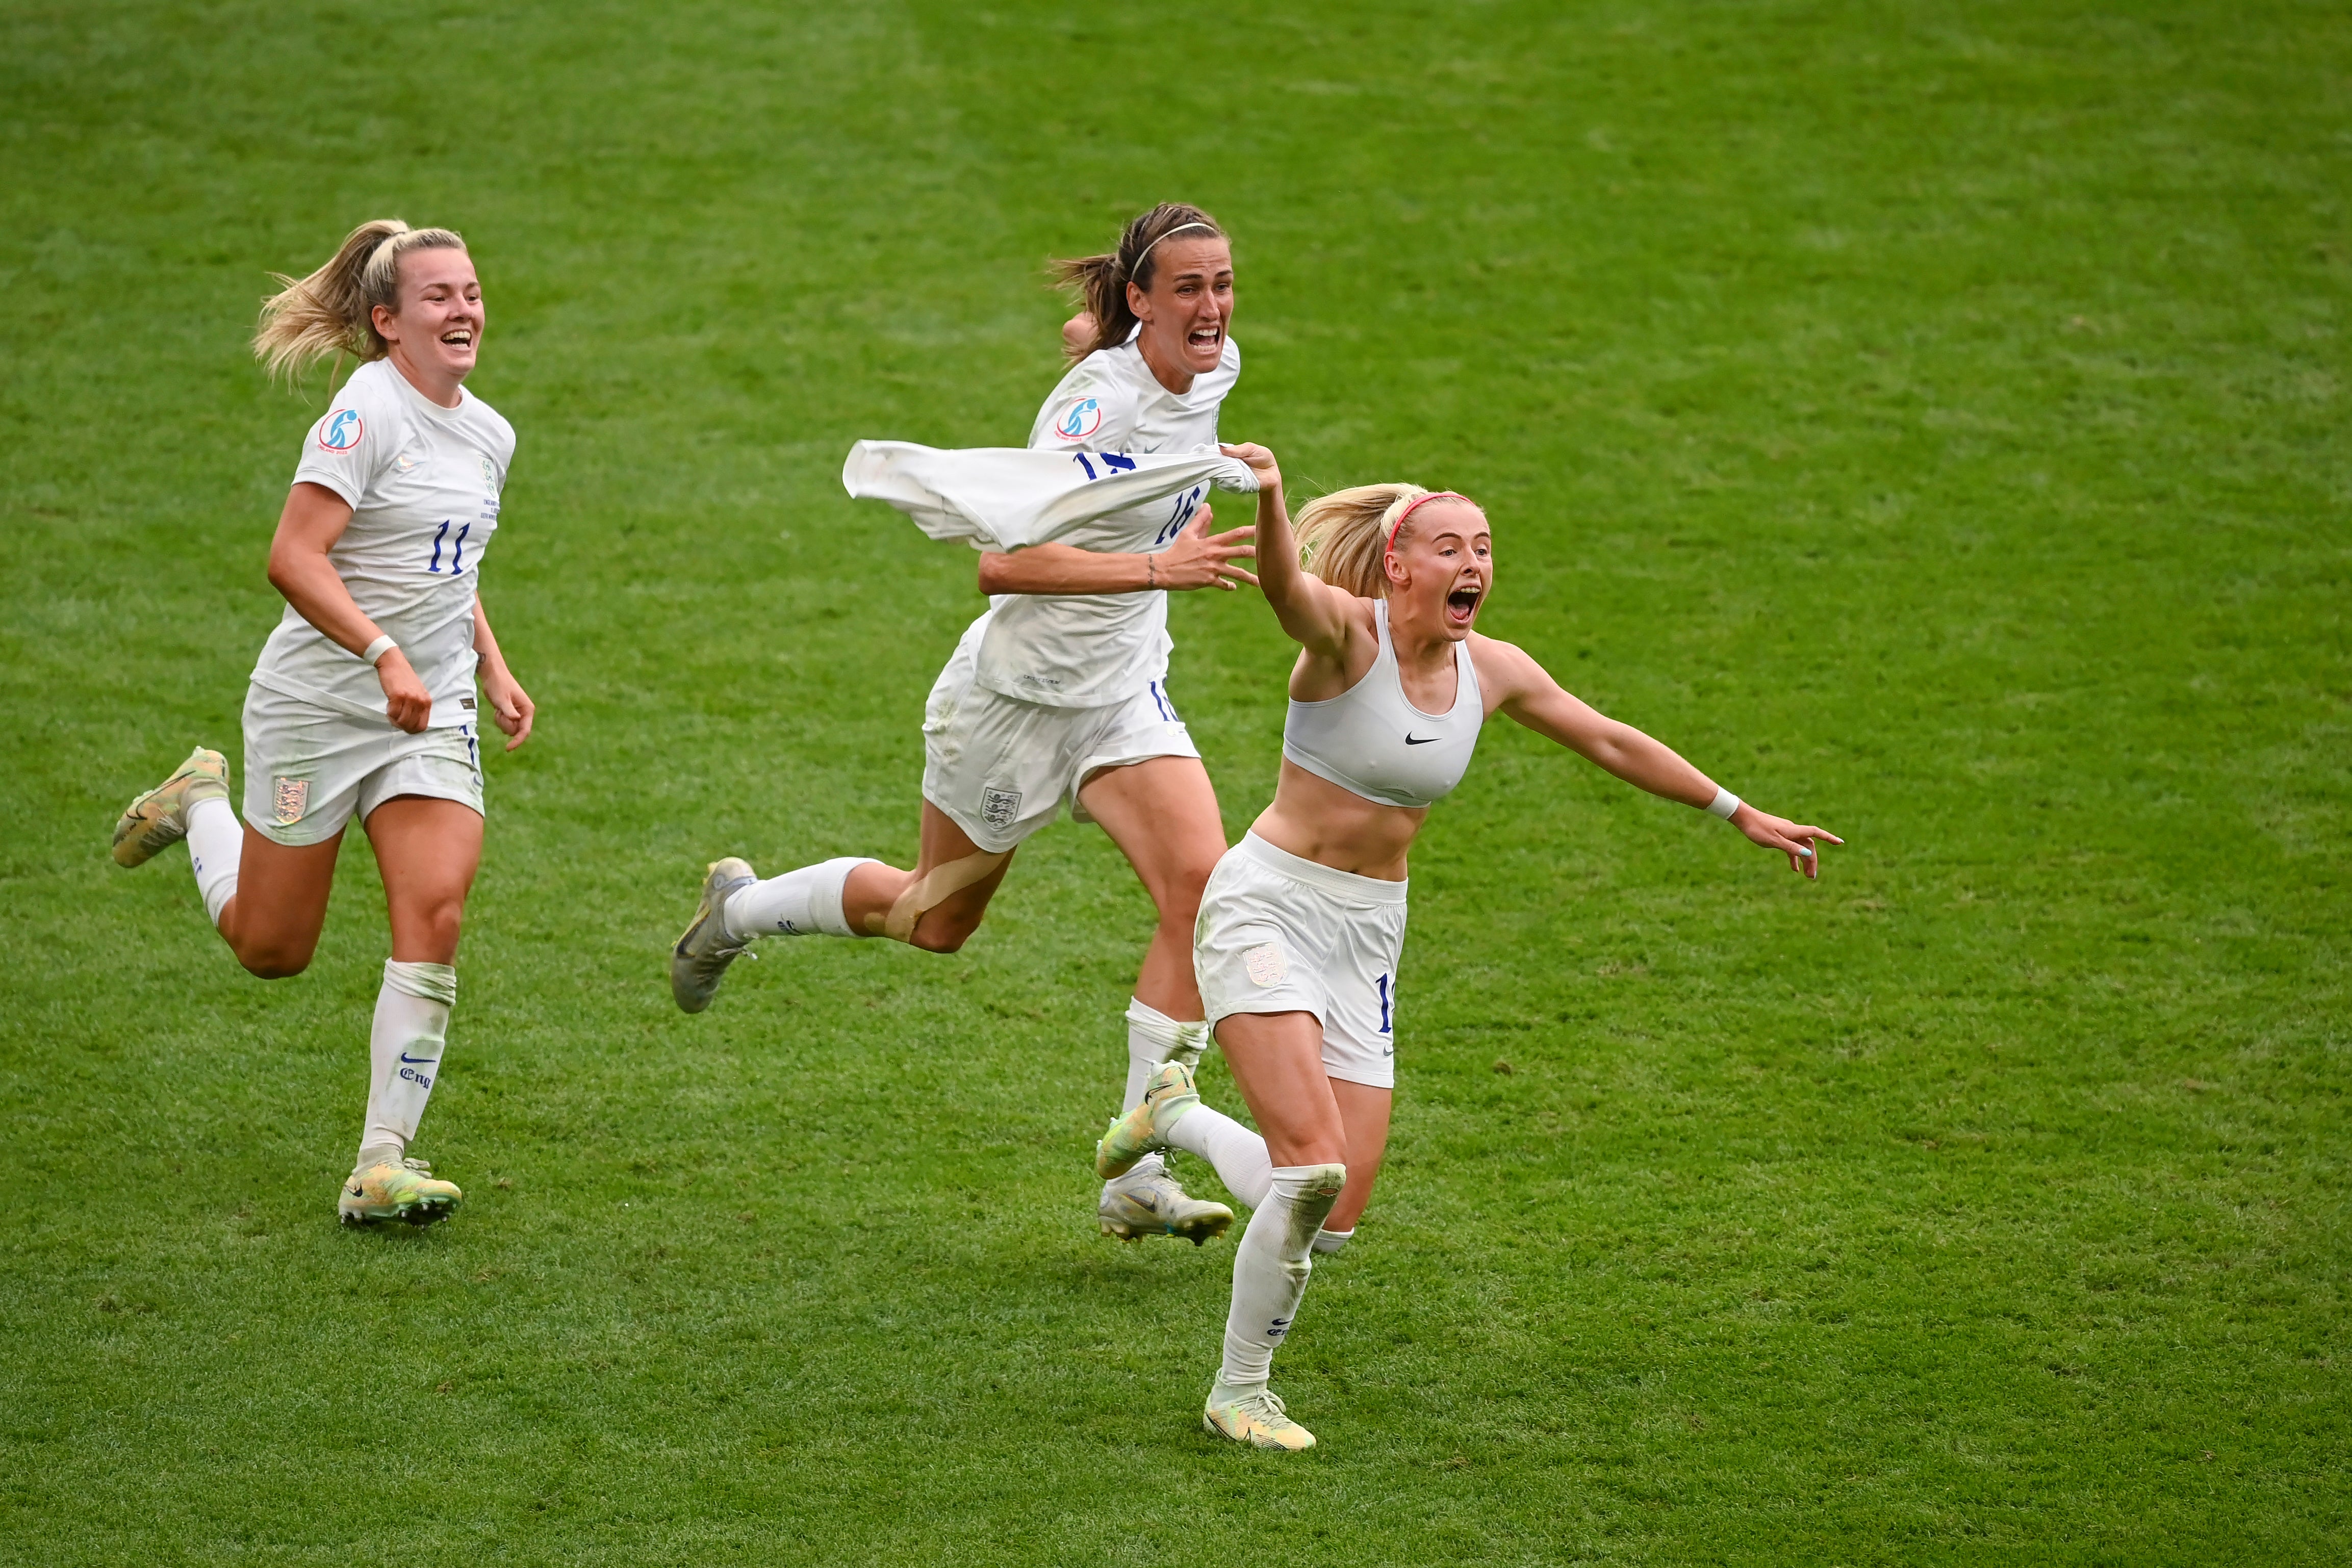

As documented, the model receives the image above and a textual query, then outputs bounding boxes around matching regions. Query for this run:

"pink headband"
[1385,491,1470,556]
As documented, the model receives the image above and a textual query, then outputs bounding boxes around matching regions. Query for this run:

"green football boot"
[111,747,229,867]
[1094,1059,1203,1180]
[339,1155,464,1227]
[1204,1384,1317,1452]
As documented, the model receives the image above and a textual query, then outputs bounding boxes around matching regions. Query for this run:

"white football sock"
[185,796,242,927]
[358,959,456,1166]
[1217,1163,1345,1394]
[1121,997,1185,1111]
[725,857,876,940]
[1165,1102,1272,1208]
[1312,1227,1354,1255]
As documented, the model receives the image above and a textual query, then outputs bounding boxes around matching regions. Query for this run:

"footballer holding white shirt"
[673,204,1257,1246]
[111,219,535,1228]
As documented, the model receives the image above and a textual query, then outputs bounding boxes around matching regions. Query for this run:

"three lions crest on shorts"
[981,787,1022,833]
[272,776,310,826]
[1243,941,1289,988]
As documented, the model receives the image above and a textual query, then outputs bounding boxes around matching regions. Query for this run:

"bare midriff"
[1246,759,1426,881]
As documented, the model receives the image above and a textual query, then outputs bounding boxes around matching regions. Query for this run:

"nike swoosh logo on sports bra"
[1403,734,1438,745]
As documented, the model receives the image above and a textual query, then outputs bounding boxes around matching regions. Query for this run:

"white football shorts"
[240,683,485,847]
[1195,832,1408,1090]
[919,631,1198,853]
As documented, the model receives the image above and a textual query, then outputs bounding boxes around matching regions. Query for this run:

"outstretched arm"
[1219,443,1363,658]
[1478,636,1842,878]
[975,505,1256,595]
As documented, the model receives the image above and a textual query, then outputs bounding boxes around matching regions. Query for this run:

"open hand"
[1733,804,1843,879]
[1151,503,1258,592]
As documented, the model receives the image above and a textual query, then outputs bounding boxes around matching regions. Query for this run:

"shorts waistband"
[1235,832,1408,905]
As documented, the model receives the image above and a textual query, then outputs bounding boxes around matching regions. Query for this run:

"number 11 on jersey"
[427,520,470,574]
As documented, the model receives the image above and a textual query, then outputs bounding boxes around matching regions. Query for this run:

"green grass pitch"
[3,1,2346,1561]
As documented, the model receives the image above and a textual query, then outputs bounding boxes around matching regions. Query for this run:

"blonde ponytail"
[253,219,467,381]
[1295,484,1434,598]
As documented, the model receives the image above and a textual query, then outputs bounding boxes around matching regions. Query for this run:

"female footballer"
[1095,445,1840,1449]
[673,203,1257,1247]
[110,219,534,1227]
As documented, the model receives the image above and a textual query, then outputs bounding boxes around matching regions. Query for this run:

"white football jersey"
[248,358,514,728]
[960,335,1240,708]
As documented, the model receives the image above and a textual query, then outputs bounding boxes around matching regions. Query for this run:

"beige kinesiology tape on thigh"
[870,850,1010,942]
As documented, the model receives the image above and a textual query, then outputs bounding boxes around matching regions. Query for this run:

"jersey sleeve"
[291,371,396,508]
[1027,357,1141,453]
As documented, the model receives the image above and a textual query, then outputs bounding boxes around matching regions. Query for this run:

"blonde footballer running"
[111,220,534,1227]
[1095,444,1840,1449]
[672,205,1261,1246]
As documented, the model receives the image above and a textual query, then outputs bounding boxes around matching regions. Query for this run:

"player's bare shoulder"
[1467,632,1550,714]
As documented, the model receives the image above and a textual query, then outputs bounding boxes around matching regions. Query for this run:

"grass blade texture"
[1,2,2344,1562]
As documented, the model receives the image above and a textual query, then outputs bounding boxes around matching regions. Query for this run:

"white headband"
[1130,221,1220,276]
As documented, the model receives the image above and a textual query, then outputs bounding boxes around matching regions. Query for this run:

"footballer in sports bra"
[1094,442,1842,1452]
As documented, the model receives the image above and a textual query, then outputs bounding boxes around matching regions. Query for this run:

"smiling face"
[1127,236,1234,379]
[372,246,482,394]
[1387,499,1494,640]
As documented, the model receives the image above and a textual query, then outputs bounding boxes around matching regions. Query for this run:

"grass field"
[4,1,2348,1561]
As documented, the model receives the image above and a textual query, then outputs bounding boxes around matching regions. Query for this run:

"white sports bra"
[1282,600,1484,809]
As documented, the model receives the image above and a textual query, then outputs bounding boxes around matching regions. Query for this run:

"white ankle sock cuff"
[1268,1164,1346,1203]
[808,857,875,938]
[382,959,457,1006]
[1312,1227,1354,1255]
[1124,997,1185,1053]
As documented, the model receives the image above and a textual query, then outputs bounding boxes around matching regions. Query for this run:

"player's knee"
[908,913,978,954]
[1157,860,1215,924]
[398,893,466,959]
[234,941,315,981]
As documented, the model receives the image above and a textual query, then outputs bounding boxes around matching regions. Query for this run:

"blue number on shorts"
[449,523,471,574]
[1376,972,1393,1034]
[427,520,449,572]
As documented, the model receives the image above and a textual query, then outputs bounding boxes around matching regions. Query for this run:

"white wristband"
[1705,787,1741,820]
[363,635,398,667]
